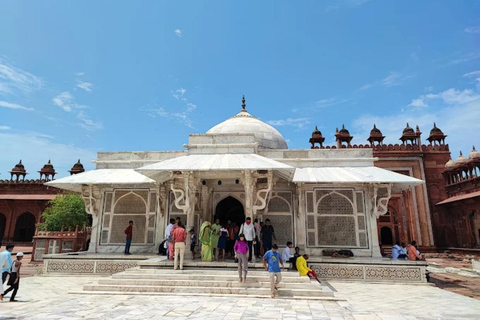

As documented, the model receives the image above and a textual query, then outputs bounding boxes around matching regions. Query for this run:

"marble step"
[82,284,332,297]
[123,268,303,277]
[73,291,341,301]
[97,278,312,289]
[112,272,311,283]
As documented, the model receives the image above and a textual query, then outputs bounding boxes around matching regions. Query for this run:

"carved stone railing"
[32,224,91,261]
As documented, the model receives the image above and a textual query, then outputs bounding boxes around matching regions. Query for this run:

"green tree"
[38,194,89,231]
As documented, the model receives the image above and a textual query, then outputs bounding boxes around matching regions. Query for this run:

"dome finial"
[460,151,463,156]
[241,95,246,111]
[433,122,437,128]
[473,146,476,151]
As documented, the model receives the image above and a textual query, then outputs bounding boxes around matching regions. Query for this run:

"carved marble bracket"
[170,172,198,216]
[156,183,167,217]
[373,184,392,218]
[253,171,273,216]
[81,185,102,216]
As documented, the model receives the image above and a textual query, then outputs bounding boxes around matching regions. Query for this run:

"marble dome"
[206,108,288,150]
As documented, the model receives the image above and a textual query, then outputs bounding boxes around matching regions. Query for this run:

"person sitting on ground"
[296,254,320,283]
[282,241,296,270]
[407,240,424,261]
[391,241,407,260]
[293,246,301,258]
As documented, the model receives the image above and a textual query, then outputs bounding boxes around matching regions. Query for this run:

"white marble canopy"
[136,153,295,181]
[45,169,156,192]
[293,167,423,191]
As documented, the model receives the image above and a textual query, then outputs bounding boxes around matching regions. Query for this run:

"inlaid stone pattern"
[365,266,422,281]
[318,193,354,215]
[306,192,314,213]
[268,197,290,212]
[317,216,356,246]
[312,264,364,279]
[114,193,146,214]
[266,215,292,246]
[356,192,364,213]
[110,215,147,244]
[96,261,138,274]
[46,260,95,273]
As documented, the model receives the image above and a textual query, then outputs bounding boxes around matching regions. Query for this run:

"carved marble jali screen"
[306,188,368,248]
[101,189,157,245]
[263,192,293,247]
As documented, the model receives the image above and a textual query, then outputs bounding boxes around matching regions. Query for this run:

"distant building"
[0,160,85,245]
[310,121,478,250]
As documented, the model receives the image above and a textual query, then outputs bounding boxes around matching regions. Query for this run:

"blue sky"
[0,1,479,178]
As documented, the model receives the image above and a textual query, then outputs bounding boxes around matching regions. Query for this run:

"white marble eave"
[45,169,156,192]
[293,167,423,192]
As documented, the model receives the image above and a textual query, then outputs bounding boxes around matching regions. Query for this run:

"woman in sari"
[199,221,213,261]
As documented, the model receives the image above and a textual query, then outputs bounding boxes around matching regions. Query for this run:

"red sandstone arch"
[13,212,36,242]
[0,212,6,244]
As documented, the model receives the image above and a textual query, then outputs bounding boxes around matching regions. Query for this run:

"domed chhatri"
[69,159,86,175]
[403,123,415,134]
[9,160,27,181]
[206,96,288,149]
[427,122,447,145]
[445,157,456,168]
[367,124,385,146]
[335,124,353,147]
[309,126,325,148]
[400,123,420,145]
[456,151,467,164]
[39,160,57,180]
[468,146,480,160]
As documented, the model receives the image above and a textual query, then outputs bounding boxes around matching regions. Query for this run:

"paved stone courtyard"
[2,275,480,319]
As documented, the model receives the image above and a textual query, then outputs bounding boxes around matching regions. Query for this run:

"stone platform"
[43,252,156,275]
[309,256,428,283]
[75,267,336,300]
[43,253,428,283]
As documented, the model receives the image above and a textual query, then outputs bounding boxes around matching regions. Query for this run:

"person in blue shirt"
[262,244,284,298]
[1,244,15,298]
[391,241,407,260]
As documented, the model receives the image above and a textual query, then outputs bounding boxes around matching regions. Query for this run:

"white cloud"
[464,26,480,34]
[144,106,193,128]
[77,111,103,131]
[382,72,403,87]
[75,72,85,76]
[172,87,186,100]
[409,98,428,108]
[267,117,310,129]
[52,91,74,112]
[448,52,480,66]
[316,97,351,108]
[52,91,102,130]
[0,126,10,130]
[0,58,43,96]
[77,81,93,92]
[359,83,373,91]
[0,130,96,179]
[463,70,480,78]
[174,29,183,37]
[0,100,34,111]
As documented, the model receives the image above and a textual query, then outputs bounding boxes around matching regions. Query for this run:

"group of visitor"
[0,244,23,302]
[390,240,425,261]
[198,217,277,262]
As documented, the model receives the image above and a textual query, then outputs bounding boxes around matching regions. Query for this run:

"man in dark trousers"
[124,220,133,255]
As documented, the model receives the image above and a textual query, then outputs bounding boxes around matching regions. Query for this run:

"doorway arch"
[215,196,245,227]
[0,213,6,244]
[380,226,394,245]
[14,212,36,242]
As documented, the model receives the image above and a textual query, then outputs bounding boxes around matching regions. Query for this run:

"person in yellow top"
[296,254,320,283]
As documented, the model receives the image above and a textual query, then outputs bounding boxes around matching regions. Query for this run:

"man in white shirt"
[164,218,175,257]
[0,244,14,297]
[239,217,256,262]
[282,241,295,269]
